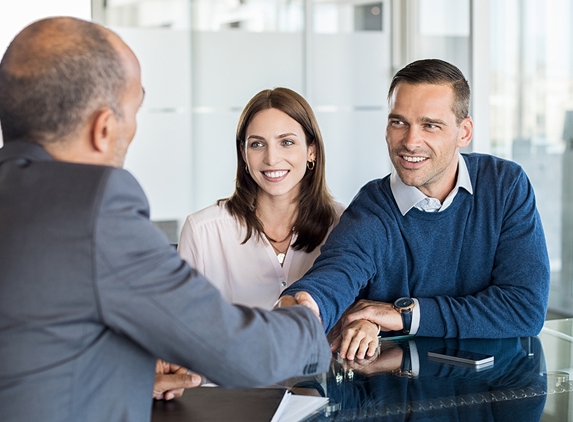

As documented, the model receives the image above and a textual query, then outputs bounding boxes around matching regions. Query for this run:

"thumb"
[155,373,202,392]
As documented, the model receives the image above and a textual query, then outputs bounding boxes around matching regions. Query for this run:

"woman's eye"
[282,139,294,146]
[250,141,263,148]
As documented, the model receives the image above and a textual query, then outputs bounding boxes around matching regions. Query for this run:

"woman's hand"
[330,319,379,360]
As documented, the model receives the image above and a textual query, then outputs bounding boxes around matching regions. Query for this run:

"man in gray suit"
[0,17,330,422]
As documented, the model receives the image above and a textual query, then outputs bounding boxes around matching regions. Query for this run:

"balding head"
[0,17,127,144]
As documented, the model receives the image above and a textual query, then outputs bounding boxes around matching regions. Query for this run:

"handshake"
[274,291,322,322]
[154,292,403,401]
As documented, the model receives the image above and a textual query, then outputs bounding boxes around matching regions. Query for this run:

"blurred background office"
[1,0,572,317]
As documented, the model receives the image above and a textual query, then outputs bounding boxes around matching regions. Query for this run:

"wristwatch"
[392,342,415,378]
[393,297,415,334]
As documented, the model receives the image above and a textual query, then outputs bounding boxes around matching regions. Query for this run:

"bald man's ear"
[91,108,117,154]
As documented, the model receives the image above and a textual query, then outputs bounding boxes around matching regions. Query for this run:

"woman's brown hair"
[220,87,336,253]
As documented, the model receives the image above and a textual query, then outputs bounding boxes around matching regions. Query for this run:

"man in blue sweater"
[278,59,550,360]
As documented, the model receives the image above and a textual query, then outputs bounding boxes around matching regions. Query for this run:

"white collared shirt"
[390,153,473,216]
[389,153,473,334]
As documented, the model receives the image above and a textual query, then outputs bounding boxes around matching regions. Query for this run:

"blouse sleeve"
[178,215,202,273]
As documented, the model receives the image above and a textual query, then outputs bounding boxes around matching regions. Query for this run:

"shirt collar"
[390,153,473,216]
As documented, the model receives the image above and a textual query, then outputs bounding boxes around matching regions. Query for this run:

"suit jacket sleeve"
[93,169,331,388]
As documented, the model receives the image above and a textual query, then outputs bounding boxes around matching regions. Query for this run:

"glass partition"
[489,0,573,316]
[96,0,393,231]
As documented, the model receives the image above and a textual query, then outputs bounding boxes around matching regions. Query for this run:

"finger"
[169,364,189,375]
[154,373,202,396]
[344,334,364,361]
[156,359,171,374]
[356,337,371,360]
[338,329,357,360]
[164,388,185,401]
[345,308,371,324]
[274,295,297,308]
[366,339,378,358]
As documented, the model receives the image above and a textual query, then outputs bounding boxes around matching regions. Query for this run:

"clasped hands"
[275,294,403,361]
[153,360,202,401]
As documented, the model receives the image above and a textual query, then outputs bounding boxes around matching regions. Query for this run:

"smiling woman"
[178,87,344,309]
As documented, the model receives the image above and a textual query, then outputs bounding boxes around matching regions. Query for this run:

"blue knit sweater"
[284,153,550,338]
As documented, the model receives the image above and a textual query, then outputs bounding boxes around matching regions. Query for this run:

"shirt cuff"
[409,298,420,335]
[409,339,420,377]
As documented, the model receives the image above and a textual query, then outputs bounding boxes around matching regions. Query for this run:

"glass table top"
[285,319,573,421]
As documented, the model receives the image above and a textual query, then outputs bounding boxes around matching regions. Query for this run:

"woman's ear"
[308,143,317,161]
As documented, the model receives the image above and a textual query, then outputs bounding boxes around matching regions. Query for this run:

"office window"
[490,0,573,315]
[94,0,392,224]
[395,0,471,85]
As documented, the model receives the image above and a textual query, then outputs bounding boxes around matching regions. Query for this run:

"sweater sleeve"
[283,183,387,333]
[417,167,550,338]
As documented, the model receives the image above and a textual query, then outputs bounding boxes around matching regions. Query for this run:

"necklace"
[264,230,293,266]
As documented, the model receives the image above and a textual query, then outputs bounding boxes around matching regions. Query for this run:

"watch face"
[395,297,414,309]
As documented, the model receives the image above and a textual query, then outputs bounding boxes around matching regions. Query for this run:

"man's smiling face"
[386,82,472,201]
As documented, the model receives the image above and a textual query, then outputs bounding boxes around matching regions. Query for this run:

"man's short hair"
[388,59,470,125]
[0,18,126,144]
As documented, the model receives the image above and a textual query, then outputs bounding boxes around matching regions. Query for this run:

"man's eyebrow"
[388,113,405,120]
[419,117,448,126]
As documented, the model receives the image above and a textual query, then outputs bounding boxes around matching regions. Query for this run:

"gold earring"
[245,164,250,174]
[307,160,315,170]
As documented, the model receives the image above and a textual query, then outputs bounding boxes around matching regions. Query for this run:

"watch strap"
[401,309,412,334]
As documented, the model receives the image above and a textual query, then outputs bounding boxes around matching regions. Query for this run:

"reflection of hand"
[153,360,202,401]
[330,320,379,360]
[342,342,404,375]
[341,300,402,333]
[274,292,322,323]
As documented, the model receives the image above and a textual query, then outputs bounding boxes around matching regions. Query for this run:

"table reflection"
[304,337,547,421]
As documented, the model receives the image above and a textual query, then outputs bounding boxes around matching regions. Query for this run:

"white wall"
[115,28,194,224]
[0,0,92,146]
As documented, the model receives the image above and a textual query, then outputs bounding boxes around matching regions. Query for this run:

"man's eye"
[390,120,404,126]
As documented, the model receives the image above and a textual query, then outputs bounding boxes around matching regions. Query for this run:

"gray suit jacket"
[0,141,331,422]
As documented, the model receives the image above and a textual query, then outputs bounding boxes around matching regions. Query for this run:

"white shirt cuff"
[409,339,420,377]
[409,298,420,335]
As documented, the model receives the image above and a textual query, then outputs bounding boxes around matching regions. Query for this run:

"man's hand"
[330,319,379,360]
[341,300,403,333]
[153,360,202,401]
[275,292,321,323]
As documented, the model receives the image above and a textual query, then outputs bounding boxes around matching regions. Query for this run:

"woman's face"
[243,107,316,202]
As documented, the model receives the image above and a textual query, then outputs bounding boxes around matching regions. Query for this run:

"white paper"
[275,395,329,422]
